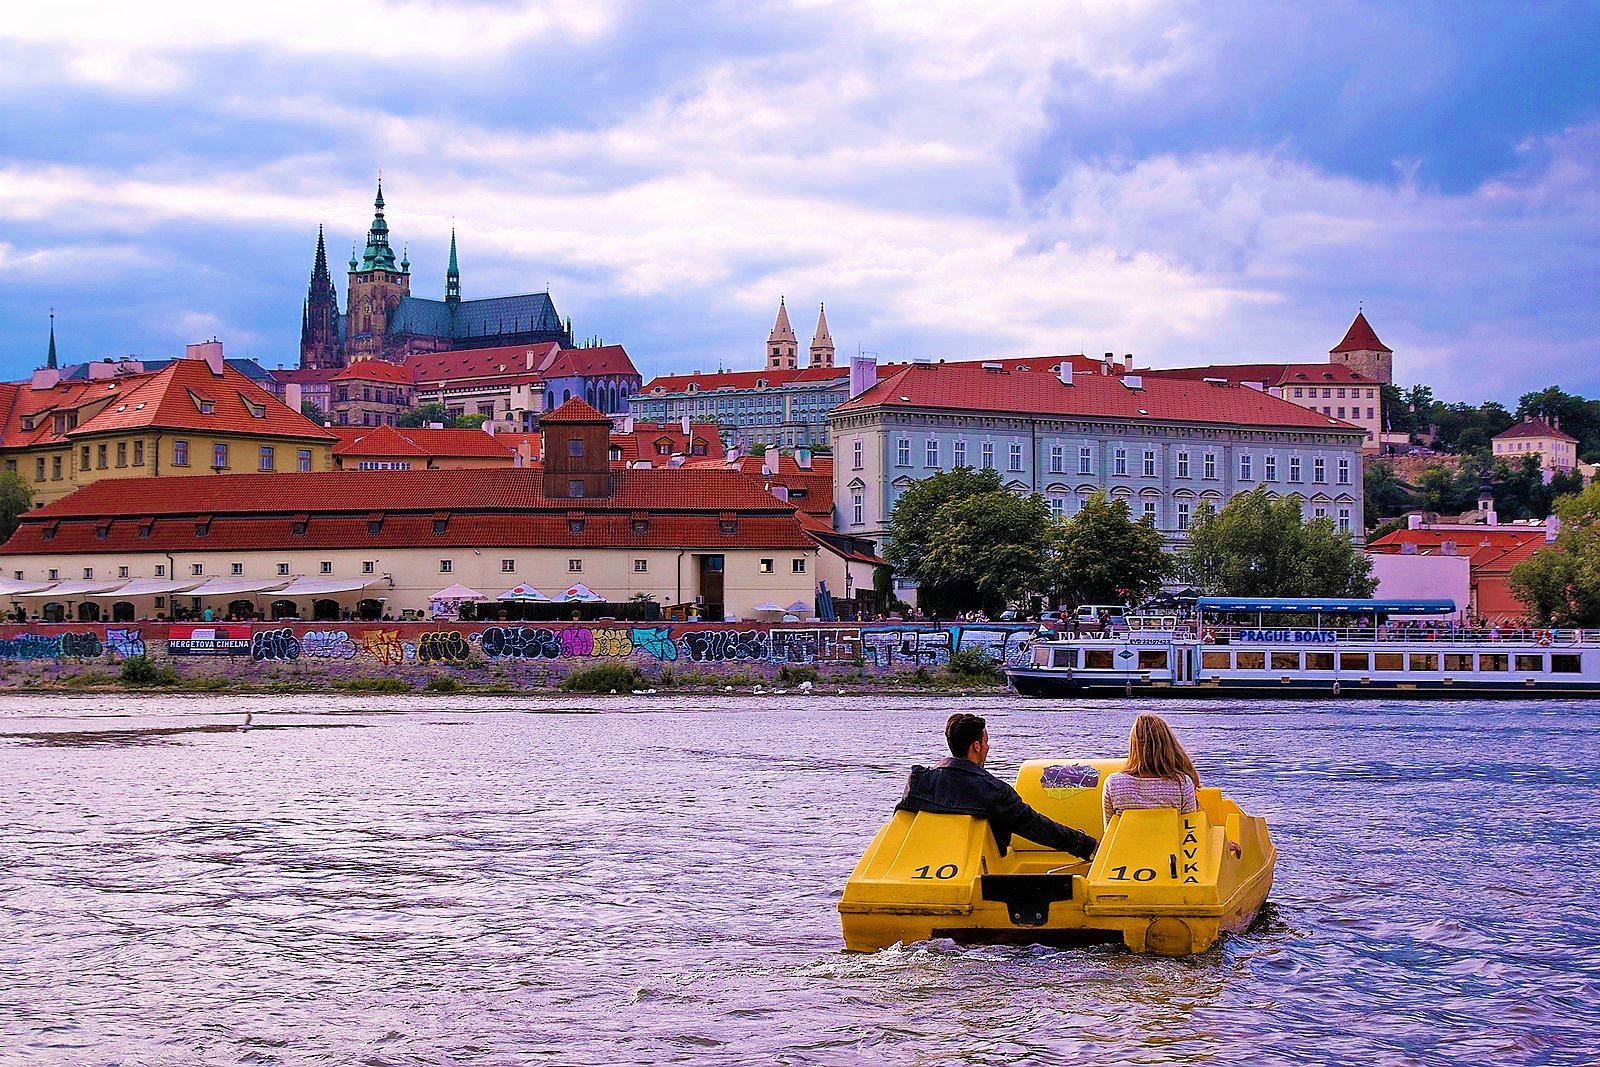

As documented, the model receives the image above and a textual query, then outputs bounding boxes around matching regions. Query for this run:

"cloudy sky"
[1,1,1595,402]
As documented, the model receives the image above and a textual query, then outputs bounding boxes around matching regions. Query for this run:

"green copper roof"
[359,179,402,273]
[47,312,57,370]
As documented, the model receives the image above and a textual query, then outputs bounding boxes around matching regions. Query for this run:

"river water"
[0,694,1596,1066]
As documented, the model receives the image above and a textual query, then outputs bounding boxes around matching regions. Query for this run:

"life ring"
[1201,629,1216,644]
[1537,632,1552,647]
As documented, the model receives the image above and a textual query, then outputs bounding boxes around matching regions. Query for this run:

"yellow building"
[1493,416,1579,475]
[0,343,336,506]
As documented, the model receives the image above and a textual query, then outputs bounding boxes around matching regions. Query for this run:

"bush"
[339,676,412,693]
[424,675,461,693]
[657,665,677,687]
[62,670,118,689]
[948,647,1003,682]
[120,655,178,687]
[177,675,229,692]
[776,664,819,686]
[559,663,645,693]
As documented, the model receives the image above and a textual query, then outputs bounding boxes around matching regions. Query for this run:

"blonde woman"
[1102,713,1202,823]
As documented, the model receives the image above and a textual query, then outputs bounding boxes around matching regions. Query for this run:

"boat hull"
[1006,666,1600,698]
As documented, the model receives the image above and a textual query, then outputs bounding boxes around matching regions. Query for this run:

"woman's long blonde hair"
[1125,713,1201,786]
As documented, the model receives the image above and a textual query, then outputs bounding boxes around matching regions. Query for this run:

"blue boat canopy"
[1196,597,1457,616]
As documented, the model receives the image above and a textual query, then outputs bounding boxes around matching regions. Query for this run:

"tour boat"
[1005,597,1600,697]
[839,758,1275,956]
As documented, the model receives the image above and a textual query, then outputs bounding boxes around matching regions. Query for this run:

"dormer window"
[631,511,650,534]
[95,521,111,540]
[568,518,586,534]
[367,512,384,535]
[718,512,738,536]
[198,400,215,415]
[686,383,699,393]
[291,512,309,536]
[20,417,33,431]
[246,401,266,418]
[194,514,211,537]
[432,511,450,534]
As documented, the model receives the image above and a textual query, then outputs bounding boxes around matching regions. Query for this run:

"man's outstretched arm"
[995,787,1098,860]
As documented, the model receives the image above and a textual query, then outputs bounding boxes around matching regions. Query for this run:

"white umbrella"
[429,583,485,601]
[497,584,551,602]
[787,601,812,613]
[754,601,784,613]
[558,583,604,603]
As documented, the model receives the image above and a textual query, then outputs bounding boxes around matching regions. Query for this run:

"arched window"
[43,603,64,623]
[111,601,136,623]
[357,599,383,621]
[563,389,572,404]
[228,599,255,619]
[312,599,340,621]
[270,599,299,620]
[77,602,102,622]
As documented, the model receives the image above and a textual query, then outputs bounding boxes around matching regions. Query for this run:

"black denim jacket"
[895,757,1098,860]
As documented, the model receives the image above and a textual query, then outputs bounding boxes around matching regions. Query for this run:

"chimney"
[286,382,303,413]
[86,361,115,380]
[849,354,877,397]
[29,368,60,390]
[1058,361,1073,386]
[1401,542,1417,555]
[1441,539,1457,556]
[681,414,689,435]
[1123,353,1134,371]
[1547,514,1561,543]
[624,414,634,434]
[1103,352,1114,375]
[184,340,226,375]
[763,448,778,476]
[796,447,812,469]
[1407,513,1422,530]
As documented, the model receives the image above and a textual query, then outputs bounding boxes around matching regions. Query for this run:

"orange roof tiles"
[1494,417,1577,443]
[332,361,415,384]
[1331,312,1391,354]
[1143,363,1377,388]
[541,344,638,379]
[67,360,337,441]
[639,365,847,393]
[835,361,1363,432]
[406,341,561,385]
[541,397,610,423]
[332,426,517,459]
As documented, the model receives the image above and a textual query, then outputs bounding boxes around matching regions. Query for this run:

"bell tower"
[345,178,412,363]
[767,297,798,370]
[1329,309,1393,385]
[808,303,835,368]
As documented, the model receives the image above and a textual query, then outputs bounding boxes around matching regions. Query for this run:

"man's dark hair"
[945,713,986,758]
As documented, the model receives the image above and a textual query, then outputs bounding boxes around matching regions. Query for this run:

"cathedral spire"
[359,177,398,272]
[46,309,57,370]
[767,296,797,370]
[445,228,461,304]
[808,302,835,368]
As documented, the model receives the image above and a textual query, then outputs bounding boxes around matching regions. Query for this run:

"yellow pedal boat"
[839,759,1276,955]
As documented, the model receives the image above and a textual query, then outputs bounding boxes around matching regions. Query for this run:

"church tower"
[344,179,412,363]
[808,303,835,368]
[1329,310,1393,385]
[445,228,461,304]
[299,225,345,369]
[767,297,798,370]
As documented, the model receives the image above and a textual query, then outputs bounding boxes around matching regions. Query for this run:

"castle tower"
[808,302,835,368]
[767,297,798,370]
[344,179,412,364]
[445,228,461,305]
[299,225,345,369]
[46,309,57,370]
[1330,310,1393,385]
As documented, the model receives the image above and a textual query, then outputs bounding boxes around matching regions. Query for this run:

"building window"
[82,567,93,579]
[1143,500,1158,524]
[1113,447,1127,476]
[1240,454,1253,481]
[1048,495,1066,517]
[154,565,165,577]
[981,442,994,469]
[1078,445,1092,475]
[1177,502,1191,530]
[298,449,312,473]
[1314,457,1326,482]
[760,558,774,573]
[52,455,61,480]
[1265,455,1277,481]
[1314,505,1328,519]
[501,559,516,573]
[231,563,243,575]
[896,438,910,466]
[1203,452,1216,479]
[1338,507,1352,533]
[852,440,863,470]
[320,562,333,574]
[133,440,144,465]
[953,440,966,467]
[116,442,127,467]
[851,492,863,525]
[212,443,228,469]
[277,563,290,575]
[1009,443,1023,471]
[1337,458,1350,484]
[1289,456,1302,482]
[35,457,45,481]
[259,446,274,471]
[568,438,584,458]
[362,561,375,574]
[633,559,648,573]
[1142,450,1156,478]
[568,479,584,498]
[173,440,189,466]
[191,563,204,576]
[568,559,582,573]
[925,440,939,468]
[792,558,806,573]
[118,566,129,578]
[439,560,453,573]
[81,445,90,468]
[48,569,59,581]
[1049,444,1064,473]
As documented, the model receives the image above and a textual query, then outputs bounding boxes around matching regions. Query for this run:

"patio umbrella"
[497,584,551,602]
[558,582,605,603]
[754,601,784,613]
[430,583,485,601]
[787,601,812,614]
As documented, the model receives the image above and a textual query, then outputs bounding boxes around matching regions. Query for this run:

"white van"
[1074,604,1128,627]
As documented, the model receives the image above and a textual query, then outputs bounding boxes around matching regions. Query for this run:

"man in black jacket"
[897,713,1098,860]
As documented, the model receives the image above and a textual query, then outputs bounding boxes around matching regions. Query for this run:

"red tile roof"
[269,368,343,386]
[835,361,1364,432]
[639,365,847,393]
[406,342,561,385]
[1143,363,1377,388]
[611,422,725,464]
[1331,311,1391,354]
[1368,527,1549,567]
[1494,417,1577,443]
[541,398,610,424]
[332,361,415,384]
[332,426,518,459]
[8,468,814,553]
[67,360,337,441]
[541,344,638,379]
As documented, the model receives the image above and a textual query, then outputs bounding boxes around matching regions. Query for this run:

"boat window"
[1201,651,1231,670]
[1339,652,1369,671]
[1137,650,1168,669]
[1515,654,1543,673]
[1305,651,1334,671]
[1551,654,1582,674]
[1084,649,1114,669]
[1409,653,1439,671]
[1051,648,1075,668]
[1444,653,1473,672]
[1374,653,1404,671]
[1478,654,1509,672]
[1271,651,1299,671]
[1235,650,1265,670]
[1032,646,1052,667]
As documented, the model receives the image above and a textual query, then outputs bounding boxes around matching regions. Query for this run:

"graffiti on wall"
[0,631,123,660]
[859,627,953,668]
[952,625,1036,669]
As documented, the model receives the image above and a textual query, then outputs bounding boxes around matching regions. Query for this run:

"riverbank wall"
[0,620,1040,689]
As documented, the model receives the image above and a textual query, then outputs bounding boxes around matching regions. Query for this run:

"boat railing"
[1198,624,1599,646]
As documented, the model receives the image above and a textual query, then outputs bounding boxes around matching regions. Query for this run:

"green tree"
[454,413,488,430]
[1049,491,1169,608]
[1363,463,1415,524]
[919,491,1052,615]
[0,471,34,541]
[397,402,451,428]
[1509,482,1600,626]
[300,401,325,424]
[1517,386,1600,462]
[1178,486,1375,597]
[886,467,1005,605]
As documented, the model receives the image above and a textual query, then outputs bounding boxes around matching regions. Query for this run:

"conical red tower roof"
[1331,311,1391,354]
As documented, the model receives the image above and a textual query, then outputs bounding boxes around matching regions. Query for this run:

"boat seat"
[1011,758,1125,851]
